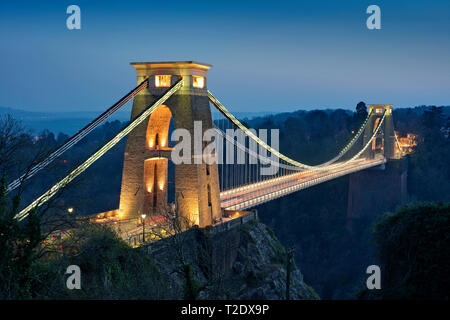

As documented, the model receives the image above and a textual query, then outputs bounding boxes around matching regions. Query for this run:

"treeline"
[1,103,449,299]
[2,118,127,217]
[245,104,450,299]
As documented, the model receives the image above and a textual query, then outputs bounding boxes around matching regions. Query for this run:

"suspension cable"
[208,91,376,171]
[221,112,386,202]
[317,111,372,166]
[215,109,385,196]
[15,80,183,221]
[213,126,302,171]
[7,79,149,194]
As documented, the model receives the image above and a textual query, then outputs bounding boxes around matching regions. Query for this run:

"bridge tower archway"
[363,104,395,159]
[118,61,222,228]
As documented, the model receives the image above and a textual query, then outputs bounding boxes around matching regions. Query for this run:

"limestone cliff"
[146,219,319,300]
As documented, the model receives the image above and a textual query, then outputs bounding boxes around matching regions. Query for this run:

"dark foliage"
[0,176,44,299]
[365,203,450,299]
[1,103,449,299]
[38,224,167,299]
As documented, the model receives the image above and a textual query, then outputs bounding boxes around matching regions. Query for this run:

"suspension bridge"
[10,61,408,235]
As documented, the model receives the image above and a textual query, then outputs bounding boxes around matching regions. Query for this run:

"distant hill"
[0,106,131,135]
[1,105,448,135]
[0,106,277,135]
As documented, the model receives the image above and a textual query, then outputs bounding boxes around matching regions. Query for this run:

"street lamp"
[141,214,146,244]
[67,207,74,214]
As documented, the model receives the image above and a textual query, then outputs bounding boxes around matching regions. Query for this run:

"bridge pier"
[347,158,408,227]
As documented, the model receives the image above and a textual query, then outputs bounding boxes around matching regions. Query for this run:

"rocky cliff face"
[147,219,318,300]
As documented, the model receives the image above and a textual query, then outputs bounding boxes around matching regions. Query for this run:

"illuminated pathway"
[220,157,385,211]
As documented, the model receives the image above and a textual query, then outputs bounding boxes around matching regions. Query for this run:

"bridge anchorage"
[12,61,410,243]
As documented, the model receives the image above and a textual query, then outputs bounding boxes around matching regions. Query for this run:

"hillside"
[148,220,318,300]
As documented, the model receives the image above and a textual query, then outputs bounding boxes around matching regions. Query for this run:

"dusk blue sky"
[0,0,449,113]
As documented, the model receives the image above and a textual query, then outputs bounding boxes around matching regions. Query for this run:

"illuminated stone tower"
[349,104,407,228]
[119,61,222,228]
[363,104,396,159]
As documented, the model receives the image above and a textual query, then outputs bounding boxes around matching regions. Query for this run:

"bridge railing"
[203,210,258,236]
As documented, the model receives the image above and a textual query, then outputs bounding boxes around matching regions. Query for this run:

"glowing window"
[376,108,383,114]
[155,75,171,87]
[193,76,204,88]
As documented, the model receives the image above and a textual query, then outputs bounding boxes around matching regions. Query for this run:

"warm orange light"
[159,183,164,191]
[155,75,171,87]
[193,212,199,226]
[160,138,166,147]
[193,76,204,88]
[147,185,152,193]
[149,140,154,148]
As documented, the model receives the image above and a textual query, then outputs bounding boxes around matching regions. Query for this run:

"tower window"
[207,184,212,207]
[155,133,159,148]
[155,75,171,87]
[153,163,158,207]
[193,76,204,88]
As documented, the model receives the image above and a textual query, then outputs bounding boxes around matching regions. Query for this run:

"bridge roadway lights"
[116,62,397,225]
[223,158,385,211]
[118,61,221,228]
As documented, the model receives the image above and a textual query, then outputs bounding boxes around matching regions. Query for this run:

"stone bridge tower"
[363,104,396,159]
[348,104,407,227]
[118,61,222,228]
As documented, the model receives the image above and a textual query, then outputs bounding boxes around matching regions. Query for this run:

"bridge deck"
[220,157,386,211]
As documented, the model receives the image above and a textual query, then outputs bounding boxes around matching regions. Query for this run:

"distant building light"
[67,207,74,213]
[193,76,204,88]
[155,75,171,87]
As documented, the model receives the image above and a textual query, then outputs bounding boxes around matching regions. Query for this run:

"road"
[220,157,385,211]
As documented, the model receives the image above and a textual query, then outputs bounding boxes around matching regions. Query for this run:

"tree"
[422,106,444,129]
[147,194,204,299]
[42,222,166,299]
[361,203,450,299]
[0,176,44,299]
[0,115,76,298]
[408,107,450,202]
[355,101,368,123]
[285,247,295,300]
[0,115,32,178]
